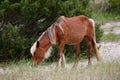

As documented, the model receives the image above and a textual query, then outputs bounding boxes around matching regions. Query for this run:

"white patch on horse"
[89,18,95,27]
[62,54,66,67]
[30,42,37,56]
[58,56,62,68]
[44,46,52,59]
[57,53,66,68]
[30,32,46,56]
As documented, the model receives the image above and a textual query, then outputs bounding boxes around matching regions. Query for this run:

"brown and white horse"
[30,15,100,67]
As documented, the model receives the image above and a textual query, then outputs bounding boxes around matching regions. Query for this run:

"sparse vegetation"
[1,59,120,80]
[102,34,120,42]
[89,0,120,24]
[92,12,120,24]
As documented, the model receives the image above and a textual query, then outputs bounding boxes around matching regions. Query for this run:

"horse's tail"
[89,18,100,61]
[89,18,96,43]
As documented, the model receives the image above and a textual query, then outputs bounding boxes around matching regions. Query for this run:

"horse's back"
[55,15,93,45]
[65,15,88,27]
[62,15,89,44]
[65,15,89,36]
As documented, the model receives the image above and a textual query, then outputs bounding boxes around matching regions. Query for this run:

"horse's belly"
[66,34,84,45]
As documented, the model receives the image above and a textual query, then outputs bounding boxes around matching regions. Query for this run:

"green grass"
[92,12,120,24]
[0,59,120,80]
[102,33,120,42]
[89,2,120,24]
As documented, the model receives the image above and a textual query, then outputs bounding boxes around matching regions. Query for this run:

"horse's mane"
[47,16,65,44]
[30,16,65,56]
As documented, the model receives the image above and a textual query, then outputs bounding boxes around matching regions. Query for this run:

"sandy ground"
[100,21,120,35]
[99,22,120,61]
[99,42,120,60]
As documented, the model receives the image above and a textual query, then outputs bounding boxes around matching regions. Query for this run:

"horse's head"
[31,41,45,64]
[30,32,52,65]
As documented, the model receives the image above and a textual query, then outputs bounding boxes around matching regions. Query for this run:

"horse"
[30,15,100,68]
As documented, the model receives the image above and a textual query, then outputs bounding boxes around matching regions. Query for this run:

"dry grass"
[0,58,120,80]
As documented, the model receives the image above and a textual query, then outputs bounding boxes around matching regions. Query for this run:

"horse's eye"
[34,52,36,56]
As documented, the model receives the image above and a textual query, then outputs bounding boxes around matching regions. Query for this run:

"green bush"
[0,0,103,62]
[0,24,31,61]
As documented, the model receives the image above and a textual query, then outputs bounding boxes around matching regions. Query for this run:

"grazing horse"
[30,15,100,67]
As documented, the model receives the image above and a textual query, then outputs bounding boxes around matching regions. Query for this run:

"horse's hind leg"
[73,44,80,68]
[87,38,92,64]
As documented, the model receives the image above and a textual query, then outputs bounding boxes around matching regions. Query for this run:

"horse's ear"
[36,41,39,48]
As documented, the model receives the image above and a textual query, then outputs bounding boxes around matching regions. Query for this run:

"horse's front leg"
[57,41,66,68]
[73,44,80,68]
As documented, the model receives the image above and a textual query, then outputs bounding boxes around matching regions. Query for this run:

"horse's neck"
[40,34,52,59]
[40,32,52,48]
